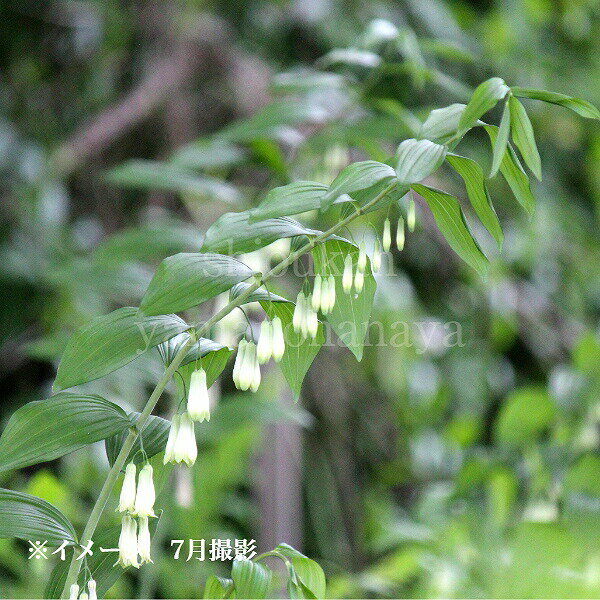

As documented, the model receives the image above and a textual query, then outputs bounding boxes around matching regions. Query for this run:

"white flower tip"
[69,584,79,600]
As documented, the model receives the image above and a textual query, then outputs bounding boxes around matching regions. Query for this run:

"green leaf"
[261,302,324,398]
[419,103,468,143]
[322,161,396,208]
[317,48,382,69]
[509,96,542,180]
[170,140,247,170]
[231,559,272,599]
[457,77,509,136]
[446,153,503,247]
[495,387,555,447]
[229,281,291,304]
[411,184,489,276]
[510,87,600,120]
[395,138,447,184]
[105,160,241,203]
[202,212,317,255]
[485,125,536,215]
[105,413,169,466]
[0,393,131,472]
[490,99,511,178]
[140,253,255,316]
[54,308,189,391]
[249,181,328,222]
[312,239,376,360]
[157,332,230,370]
[204,575,235,599]
[291,557,326,599]
[0,489,77,545]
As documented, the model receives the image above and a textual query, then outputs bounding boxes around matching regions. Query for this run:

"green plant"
[0,18,598,600]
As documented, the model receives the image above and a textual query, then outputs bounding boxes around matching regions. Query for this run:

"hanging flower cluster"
[164,412,197,466]
[256,317,285,364]
[293,292,319,339]
[69,580,97,600]
[310,273,336,314]
[115,462,156,568]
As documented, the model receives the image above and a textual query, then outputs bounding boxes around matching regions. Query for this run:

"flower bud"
[69,585,79,600]
[271,317,285,362]
[137,516,153,564]
[293,292,305,333]
[239,342,256,391]
[250,354,261,393]
[382,218,392,251]
[357,241,367,272]
[117,515,139,569]
[118,463,136,514]
[407,198,416,231]
[174,412,197,466]
[354,267,364,293]
[301,295,312,339]
[373,239,382,272]
[187,368,210,422]
[396,216,405,251]
[256,320,273,364]
[163,415,179,465]
[233,339,247,389]
[134,464,156,518]
[312,275,322,311]
[79,593,88,600]
[87,580,97,600]
[307,307,319,338]
[342,255,353,293]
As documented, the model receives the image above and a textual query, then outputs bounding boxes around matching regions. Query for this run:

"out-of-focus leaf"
[0,489,77,545]
[446,153,503,246]
[457,77,509,135]
[0,393,131,472]
[231,559,272,599]
[395,138,447,184]
[140,253,255,315]
[485,125,536,215]
[54,308,189,391]
[317,48,382,69]
[411,184,488,276]
[312,239,376,361]
[490,99,511,178]
[250,181,328,222]
[271,70,346,93]
[203,212,318,255]
[229,282,291,304]
[170,141,247,170]
[511,87,600,120]
[509,96,542,180]
[105,160,241,203]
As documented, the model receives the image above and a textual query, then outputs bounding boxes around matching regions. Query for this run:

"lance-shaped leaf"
[490,99,511,178]
[321,161,396,208]
[510,87,600,120]
[312,239,376,361]
[395,138,447,184]
[509,96,542,180]
[54,308,189,391]
[157,332,230,370]
[446,153,503,247]
[0,393,132,472]
[485,125,536,215]
[411,184,489,276]
[419,103,468,143]
[0,489,77,545]
[230,281,291,304]
[231,558,272,599]
[261,302,324,398]
[457,77,509,136]
[140,253,255,315]
[250,181,329,222]
[203,212,317,255]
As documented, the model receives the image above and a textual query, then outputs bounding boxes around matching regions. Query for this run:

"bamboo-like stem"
[60,181,396,598]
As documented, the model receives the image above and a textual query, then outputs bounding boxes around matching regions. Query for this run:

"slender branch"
[60,181,396,597]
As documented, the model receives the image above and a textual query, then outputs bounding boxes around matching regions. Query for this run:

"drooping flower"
[163,414,180,465]
[354,267,364,293]
[396,216,405,251]
[117,462,137,514]
[137,516,153,564]
[323,274,336,313]
[292,292,305,333]
[117,515,139,569]
[238,341,256,391]
[69,584,79,600]
[134,463,156,518]
[87,580,97,600]
[233,339,248,389]
[307,304,319,338]
[407,198,416,231]
[312,274,322,311]
[271,317,285,362]
[173,412,197,466]
[342,255,353,293]
[250,349,261,393]
[256,320,273,364]
[79,593,88,600]
[357,240,367,272]
[187,368,210,422]
[373,239,382,272]
[382,218,392,252]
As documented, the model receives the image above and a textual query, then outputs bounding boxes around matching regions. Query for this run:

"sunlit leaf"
[395,138,447,184]
[250,181,328,222]
[511,87,600,120]
[509,96,542,180]
[457,77,509,136]
[231,559,272,599]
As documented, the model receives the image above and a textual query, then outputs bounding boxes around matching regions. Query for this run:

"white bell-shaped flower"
[79,593,88,600]
[292,292,305,333]
[407,198,416,231]
[372,239,382,272]
[137,516,153,564]
[174,412,197,466]
[301,295,312,339]
[382,218,392,252]
[250,352,261,393]
[118,463,137,514]
[117,515,139,569]
[271,316,285,362]
[396,216,405,250]
[327,275,336,311]
[69,584,79,600]
[319,276,330,314]
[307,306,319,338]
[342,255,353,293]
[87,580,97,600]
[187,368,210,422]
[312,275,322,311]
[134,463,156,518]
[354,267,364,293]
[256,320,273,364]
[357,241,367,272]
[233,339,247,389]
[163,415,180,465]
[239,341,256,391]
